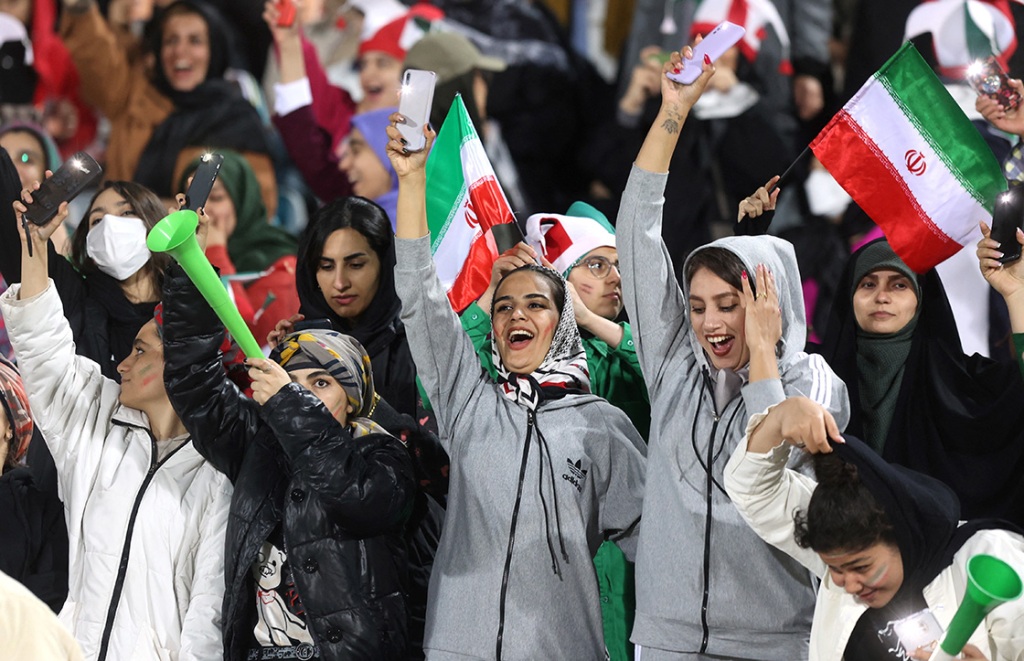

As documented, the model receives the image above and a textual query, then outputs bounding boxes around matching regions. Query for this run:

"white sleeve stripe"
[807,353,831,411]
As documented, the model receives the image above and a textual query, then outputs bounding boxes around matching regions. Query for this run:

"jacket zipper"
[698,410,719,655]
[495,412,535,661]
[95,430,187,661]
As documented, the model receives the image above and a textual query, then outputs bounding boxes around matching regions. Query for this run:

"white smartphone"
[397,69,437,152]
[666,21,746,85]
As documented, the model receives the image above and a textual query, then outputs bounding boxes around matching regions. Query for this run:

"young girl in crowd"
[617,46,848,658]
[388,118,647,659]
[159,261,415,660]
[725,396,1024,660]
[0,356,67,613]
[178,150,300,344]
[2,177,231,661]
[276,196,421,418]
[818,235,1024,526]
[459,207,649,660]
[0,150,168,379]
[58,0,276,212]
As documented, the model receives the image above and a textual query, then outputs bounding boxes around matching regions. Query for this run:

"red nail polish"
[704,54,712,65]
[742,271,748,280]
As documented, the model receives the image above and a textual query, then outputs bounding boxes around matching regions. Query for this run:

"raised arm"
[386,117,490,441]
[724,398,842,575]
[161,264,263,481]
[618,46,715,383]
[59,0,138,118]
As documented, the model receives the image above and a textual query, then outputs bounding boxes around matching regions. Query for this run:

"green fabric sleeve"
[460,301,499,381]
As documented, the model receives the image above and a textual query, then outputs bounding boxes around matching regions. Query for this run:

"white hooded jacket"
[0,282,231,661]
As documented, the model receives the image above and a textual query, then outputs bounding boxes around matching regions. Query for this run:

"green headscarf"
[852,241,922,453]
[180,150,296,272]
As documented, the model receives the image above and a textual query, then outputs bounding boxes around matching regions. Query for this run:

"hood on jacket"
[680,234,807,373]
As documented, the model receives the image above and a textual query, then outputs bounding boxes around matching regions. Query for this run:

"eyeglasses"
[576,256,620,279]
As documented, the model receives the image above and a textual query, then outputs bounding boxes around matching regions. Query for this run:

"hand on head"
[385,112,436,178]
[245,357,291,406]
[763,397,844,454]
[737,175,781,223]
[740,263,782,355]
[267,313,304,349]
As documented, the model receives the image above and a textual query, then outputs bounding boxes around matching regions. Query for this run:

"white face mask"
[86,214,151,281]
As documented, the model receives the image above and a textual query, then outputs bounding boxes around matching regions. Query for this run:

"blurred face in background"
[337,128,391,200]
[0,0,31,25]
[1,130,46,188]
[358,51,402,110]
[201,179,238,238]
[161,11,211,93]
[567,246,622,321]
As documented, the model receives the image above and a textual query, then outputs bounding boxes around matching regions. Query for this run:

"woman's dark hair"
[794,453,897,554]
[1,399,17,473]
[429,70,484,135]
[298,196,392,280]
[684,246,754,296]
[68,181,172,285]
[492,265,566,317]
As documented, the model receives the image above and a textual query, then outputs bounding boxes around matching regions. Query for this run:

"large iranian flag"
[425,94,515,311]
[811,42,1005,273]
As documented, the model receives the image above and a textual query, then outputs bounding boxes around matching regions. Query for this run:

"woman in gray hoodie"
[618,48,850,659]
[386,119,647,660]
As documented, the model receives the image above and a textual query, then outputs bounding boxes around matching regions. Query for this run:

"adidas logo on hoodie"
[562,458,588,493]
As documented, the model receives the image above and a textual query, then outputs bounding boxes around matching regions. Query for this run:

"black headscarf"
[818,238,1024,525]
[831,436,1020,592]
[294,200,419,417]
[133,0,268,198]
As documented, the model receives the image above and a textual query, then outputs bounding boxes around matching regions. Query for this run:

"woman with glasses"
[459,205,650,661]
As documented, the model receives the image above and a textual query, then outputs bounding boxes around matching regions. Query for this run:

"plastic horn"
[928,554,1022,661]
[146,209,264,359]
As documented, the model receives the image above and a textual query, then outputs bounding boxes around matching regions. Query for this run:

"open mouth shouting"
[507,328,535,351]
[705,334,735,357]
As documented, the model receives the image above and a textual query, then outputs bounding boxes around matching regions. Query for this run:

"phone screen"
[184,153,225,212]
[491,222,526,255]
[397,69,437,152]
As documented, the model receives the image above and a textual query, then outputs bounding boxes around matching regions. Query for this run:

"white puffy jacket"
[724,410,1024,661]
[1,282,232,661]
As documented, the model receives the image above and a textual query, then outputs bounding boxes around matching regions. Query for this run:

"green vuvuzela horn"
[147,209,264,359]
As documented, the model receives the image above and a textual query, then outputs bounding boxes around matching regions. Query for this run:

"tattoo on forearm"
[660,118,680,134]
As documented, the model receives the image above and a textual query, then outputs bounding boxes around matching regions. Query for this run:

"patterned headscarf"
[489,266,590,410]
[271,330,391,438]
[0,356,33,464]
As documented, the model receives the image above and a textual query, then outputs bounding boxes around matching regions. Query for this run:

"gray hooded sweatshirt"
[618,165,850,658]
[394,235,647,660]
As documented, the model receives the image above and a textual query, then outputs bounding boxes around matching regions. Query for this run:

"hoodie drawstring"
[536,418,570,578]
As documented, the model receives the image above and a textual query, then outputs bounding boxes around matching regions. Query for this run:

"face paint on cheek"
[141,375,158,387]
[864,563,889,589]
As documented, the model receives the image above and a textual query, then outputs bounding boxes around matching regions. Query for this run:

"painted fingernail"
[741,271,748,280]
[704,54,712,65]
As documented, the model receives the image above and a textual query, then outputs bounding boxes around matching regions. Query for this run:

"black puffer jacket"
[161,266,416,660]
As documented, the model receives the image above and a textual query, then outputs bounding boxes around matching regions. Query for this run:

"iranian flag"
[810,42,1005,273]
[425,94,515,311]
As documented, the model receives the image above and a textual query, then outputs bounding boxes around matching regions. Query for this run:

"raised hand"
[477,243,538,315]
[246,358,292,406]
[741,263,782,355]
[659,36,717,117]
[386,112,436,179]
[747,396,844,455]
[738,175,781,223]
[267,313,304,348]
[976,79,1024,136]
[977,220,1024,300]
[13,173,69,247]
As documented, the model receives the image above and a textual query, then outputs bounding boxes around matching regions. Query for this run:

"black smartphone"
[491,222,526,255]
[967,56,1022,111]
[22,151,103,226]
[991,182,1024,263]
[183,153,224,212]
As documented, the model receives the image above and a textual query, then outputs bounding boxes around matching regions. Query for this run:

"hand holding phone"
[967,57,1022,111]
[22,151,102,226]
[666,21,745,85]
[397,69,437,152]
[183,153,225,212]
[990,181,1024,263]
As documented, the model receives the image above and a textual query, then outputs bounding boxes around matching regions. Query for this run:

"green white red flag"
[810,42,1005,273]
[425,94,515,311]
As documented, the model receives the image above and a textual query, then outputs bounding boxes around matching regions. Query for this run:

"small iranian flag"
[811,42,1005,273]
[425,94,515,311]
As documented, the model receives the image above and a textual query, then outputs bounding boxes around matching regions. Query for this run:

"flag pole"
[771,144,810,192]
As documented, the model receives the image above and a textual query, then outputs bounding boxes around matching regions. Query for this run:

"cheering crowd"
[1,0,1024,659]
